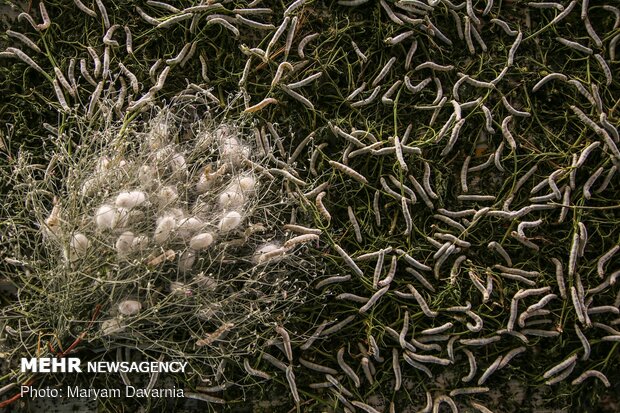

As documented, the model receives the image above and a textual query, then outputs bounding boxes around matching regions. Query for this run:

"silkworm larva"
[284,365,300,405]
[558,185,571,224]
[476,355,502,385]
[206,18,240,37]
[591,54,612,86]
[486,242,511,266]
[387,348,402,392]
[507,31,523,66]
[583,166,604,200]
[73,0,97,17]
[261,353,287,371]
[434,244,455,279]
[283,224,322,236]
[235,14,275,30]
[464,16,475,54]
[359,286,389,314]
[243,358,271,379]
[385,30,414,46]
[577,141,601,167]
[51,79,69,111]
[398,198,412,235]
[284,0,306,15]
[351,40,368,63]
[379,0,404,24]
[325,375,354,400]
[376,255,396,288]
[287,72,322,90]
[295,33,318,59]
[554,37,593,55]
[405,40,418,70]
[327,160,367,185]
[350,86,382,107]
[421,322,454,336]
[92,0,110,29]
[243,97,278,113]
[571,370,610,387]
[461,349,477,382]
[415,61,455,72]
[5,47,47,76]
[449,9,464,40]
[408,285,438,317]
[459,155,471,193]
[490,18,518,36]
[298,357,337,375]
[53,67,74,98]
[147,1,179,12]
[397,249,431,272]
[337,347,361,387]
[421,161,439,200]
[440,119,465,157]
[450,387,490,397]
[596,245,619,278]
[402,353,433,378]
[382,80,402,105]
[457,194,496,202]
[6,30,41,54]
[502,97,531,118]
[406,175,433,209]
[543,354,578,379]
[313,191,332,222]
[300,321,327,350]
[369,56,396,87]
[532,72,567,92]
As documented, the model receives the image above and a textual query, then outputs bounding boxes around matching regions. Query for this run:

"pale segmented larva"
[351,40,367,63]
[206,18,240,37]
[235,14,275,30]
[381,80,402,105]
[359,286,389,313]
[284,0,307,15]
[147,1,180,12]
[244,97,278,113]
[464,16,475,54]
[548,258,566,299]
[408,285,438,317]
[261,353,287,371]
[379,0,404,24]
[287,72,322,89]
[5,47,47,77]
[450,386,490,396]
[74,0,97,16]
[583,167,604,200]
[337,293,368,303]
[568,230,580,277]
[403,40,417,70]
[528,1,564,9]
[571,286,587,324]
[507,31,523,66]
[283,234,319,249]
[352,400,381,413]
[593,54,612,86]
[502,96,530,117]
[425,17,452,46]
[495,265,539,278]
[507,297,519,331]
[391,348,402,391]
[458,194,496,202]
[328,160,367,184]
[433,395,458,413]
[543,354,578,379]
[282,85,314,109]
[403,352,433,377]
[166,43,191,65]
[350,86,381,107]
[415,61,454,72]
[378,255,397,287]
[440,119,465,156]
[6,30,41,54]
[461,348,477,382]
[532,73,567,92]
[325,374,353,398]
[337,347,361,387]
[497,346,526,370]
[574,323,590,361]
[558,185,571,224]
[285,365,300,405]
[345,83,367,102]
[385,30,414,46]
[469,270,488,300]
[333,244,363,277]
[460,336,501,347]
[300,321,327,350]
[555,37,593,55]
[500,272,535,286]
[400,198,413,235]
[422,322,454,335]
[284,224,322,236]
[299,358,337,375]
[53,67,74,98]
[491,18,518,36]
[371,57,396,88]
[478,355,502,385]
[315,191,332,222]
[243,358,271,379]
[297,32,318,59]
[572,370,610,387]
[471,24,488,52]
[52,79,69,111]
[449,9,464,40]
[599,113,619,141]
[597,245,619,277]
[406,351,450,367]
[360,357,374,385]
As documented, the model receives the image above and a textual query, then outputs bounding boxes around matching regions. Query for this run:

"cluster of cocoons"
[40,117,303,337]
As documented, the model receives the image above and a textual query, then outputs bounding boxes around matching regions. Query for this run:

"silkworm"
[315,191,332,222]
[350,86,382,107]
[596,245,619,278]
[327,160,367,185]
[74,0,97,17]
[376,255,396,288]
[287,72,322,90]
[51,79,69,111]
[294,33,318,59]
[185,392,225,404]
[206,18,240,37]
[261,353,287,371]
[6,30,41,54]
[387,348,402,392]
[450,387,490,397]
[337,347,360,387]
[337,293,369,303]
[572,370,610,387]
[421,322,454,336]
[408,285,438,317]
[369,56,396,88]
[147,1,180,12]
[402,353,433,377]
[284,365,300,405]
[599,113,618,142]
[351,40,368,63]
[325,375,354,400]
[359,285,389,314]
[440,119,465,156]
[243,97,278,113]
[5,47,47,76]
[464,16,475,54]
[284,0,306,15]
[543,354,578,379]
[490,18,518,36]
[235,14,275,30]
[582,166,604,200]
[299,357,338,375]
[53,67,74,98]
[461,349,477,382]
[244,358,271,379]
[476,355,502,385]
[460,336,501,348]
[507,31,523,66]
[592,54,612,86]
[382,80,402,105]
[532,72,567,92]
[415,61,454,72]
[457,194,496,202]
[300,321,328,350]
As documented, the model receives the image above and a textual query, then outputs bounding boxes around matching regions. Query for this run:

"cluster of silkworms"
[3,0,619,411]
